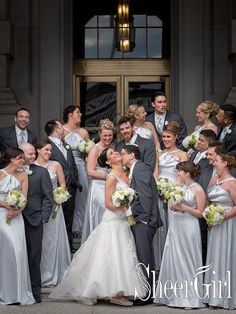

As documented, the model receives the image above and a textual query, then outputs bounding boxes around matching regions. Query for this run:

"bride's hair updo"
[98,119,114,133]
[197,100,219,118]
[97,148,110,168]
[163,121,180,137]
[176,160,201,179]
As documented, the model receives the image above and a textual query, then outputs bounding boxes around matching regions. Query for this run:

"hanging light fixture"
[115,0,135,52]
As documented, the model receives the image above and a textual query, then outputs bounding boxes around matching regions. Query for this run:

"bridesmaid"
[204,152,236,309]
[194,100,219,135]
[81,119,114,243]
[63,105,90,240]
[0,148,35,305]
[154,121,188,270]
[35,140,71,287]
[154,161,206,309]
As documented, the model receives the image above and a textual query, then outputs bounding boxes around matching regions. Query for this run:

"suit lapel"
[10,126,18,147]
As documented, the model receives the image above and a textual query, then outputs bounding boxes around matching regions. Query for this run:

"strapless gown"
[49,173,146,303]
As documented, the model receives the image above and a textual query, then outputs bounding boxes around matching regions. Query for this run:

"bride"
[49,148,146,306]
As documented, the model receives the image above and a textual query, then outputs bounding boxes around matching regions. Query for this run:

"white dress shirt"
[48,136,67,159]
[15,125,28,145]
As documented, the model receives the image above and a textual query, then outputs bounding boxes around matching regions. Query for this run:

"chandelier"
[115,0,135,52]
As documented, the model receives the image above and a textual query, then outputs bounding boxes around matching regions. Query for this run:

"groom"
[121,145,162,304]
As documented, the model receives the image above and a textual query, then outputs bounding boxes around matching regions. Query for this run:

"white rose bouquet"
[78,139,95,156]
[156,177,173,209]
[182,133,198,150]
[202,204,224,229]
[112,187,137,225]
[6,189,27,224]
[168,185,184,208]
[52,187,71,219]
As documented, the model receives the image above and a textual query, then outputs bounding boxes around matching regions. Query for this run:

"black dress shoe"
[35,299,41,303]
[8,302,20,305]
[133,298,153,306]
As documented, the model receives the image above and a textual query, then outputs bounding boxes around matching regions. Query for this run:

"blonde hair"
[197,100,219,117]
[163,121,180,136]
[98,119,114,132]
[126,104,144,124]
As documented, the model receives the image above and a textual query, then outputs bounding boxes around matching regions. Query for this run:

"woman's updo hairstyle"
[218,152,236,169]
[176,160,201,179]
[63,105,80,123]
[98,119,114,133]
[197,100,219,118]
[163,121,180,137]
[97,148,111,168]
[126,104,143,125]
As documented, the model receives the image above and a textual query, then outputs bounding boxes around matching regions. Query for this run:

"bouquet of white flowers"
[156,177,173,209]
[5,189,27,224]
[182,133,198,150]
[202,204,224,229]
[168,185,184,208]
[112,187,137,225]
[78,139,95,156]
[52,187,71,219]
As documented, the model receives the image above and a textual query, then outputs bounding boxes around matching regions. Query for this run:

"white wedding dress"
[0,169,35,305]
[49,172,146,303]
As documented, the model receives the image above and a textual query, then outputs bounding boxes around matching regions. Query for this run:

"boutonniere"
[26,169,33,176]
[164,121,169,126]
[64,144,70,150]
[226,129,232,135]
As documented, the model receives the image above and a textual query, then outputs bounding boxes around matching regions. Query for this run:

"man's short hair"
[44,119,59,136]
[15,107,30,117]
[199,129,217,144]
[220,104,236,122]
[122,144,141,160]
[118,116,132,127]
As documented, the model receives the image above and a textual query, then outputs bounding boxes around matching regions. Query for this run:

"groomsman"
[115,116,156,172]
[0,107,37,153]
[190,129,216,265]
[216,103,236,156]
[45,119,82,252]
[121,145,162,304]
[19,143,53,303]
[146,91,187,150]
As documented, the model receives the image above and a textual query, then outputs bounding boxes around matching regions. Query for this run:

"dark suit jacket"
[146,110,187,150]
[217,123,236,157]
[115,134,156,172]
[190,151,213,191]
[23,164,53,226]
[48,139,82,190]
[130,160,162,229]
[0,125,38,153]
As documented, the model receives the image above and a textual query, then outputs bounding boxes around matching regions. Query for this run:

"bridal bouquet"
[5,189,27,224]
[168,185,184,208]
[78,139,95,156]
[52,187,71,219]
[182,133,198,150]
[112,187,137,225]
[202,204,224,229]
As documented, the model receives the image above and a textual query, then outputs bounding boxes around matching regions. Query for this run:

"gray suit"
[0,125,38,153]
[48,139,82,245]
[23,164,53,302]
[217,123,236,157]
[146,110,187,150]
[130,160,162,276]
[115,135,156,172]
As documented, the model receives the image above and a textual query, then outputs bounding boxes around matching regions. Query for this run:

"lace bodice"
[207,178,236,211]
[158,150,180,182]
[0,170,21,201]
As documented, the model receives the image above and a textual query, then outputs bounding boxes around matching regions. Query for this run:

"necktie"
[219,128,227,142]
[19,131,26,145]
[58,142,67,159]
[156,116,163,134]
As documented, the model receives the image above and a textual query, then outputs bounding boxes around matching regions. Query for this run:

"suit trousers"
[131,222,156,284]
[24,218,43,301]
[62,184,76,245]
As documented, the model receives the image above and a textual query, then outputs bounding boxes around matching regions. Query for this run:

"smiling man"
[0,107,38,153]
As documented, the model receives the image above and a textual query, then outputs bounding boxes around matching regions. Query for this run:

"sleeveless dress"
[154,183,205,308]
[204,178,236,309]
[0,170,35,305]
[135,126,153,139]
[153,150,180,271]
[64,129,90,236]
[49,172,146,303]
[40,164,71,286]
[81,143,108,243]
